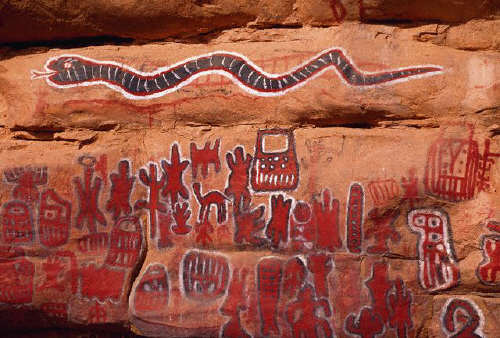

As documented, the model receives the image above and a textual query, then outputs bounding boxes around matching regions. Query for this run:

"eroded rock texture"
[0,1,498,337]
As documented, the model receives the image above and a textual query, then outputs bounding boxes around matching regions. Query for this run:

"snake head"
[31,55,84,83]
[47,56,79,73]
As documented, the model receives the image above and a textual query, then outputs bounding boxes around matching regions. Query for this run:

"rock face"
[0,1,499,337]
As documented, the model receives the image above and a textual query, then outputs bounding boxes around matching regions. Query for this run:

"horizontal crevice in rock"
[291,107,436,130]
[12,131,57,141]
[9,124,118,133]
[0,36,135,62]
[361,19,443,27]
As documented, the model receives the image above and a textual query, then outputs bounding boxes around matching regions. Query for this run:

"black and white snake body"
[31,48,443,99]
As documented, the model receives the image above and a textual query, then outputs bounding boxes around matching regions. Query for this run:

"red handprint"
[225,146,253,208]
[266,194,292,249]
[171,202,192,235]
[106,160,135,221]
[161,143,189,206]
[38,256,66,292]
[313,189,342,252]
[38,251,77,294]
[234,203,267,246]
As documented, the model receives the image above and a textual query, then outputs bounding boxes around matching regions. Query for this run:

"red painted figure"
[106,160,135,221]
[182,250,230,301]
[307,253,333,299]
[368,179,399,207]
[38,251,78,294]
[38,256,66,292]
[105,216,143,268]
[285,284,333,338]
[441,298,484,338]
[78,232,109,253]
[132,263,169,315]
[257,257,283,336]
[39,189,71,247]
[477,139,500,193]
[425,131,479,201]
[88,302,107,323]
[401,168,419,208]
[135,162,167,240]
[233,203,267,246]
[79,264,126,303]
[486,220,500,233]
[424,128,499,202]
[346,183,364,253]
[344,307,384,338]
[290,200,315,251]
[0,246,34,304]
[387,278,413,338]
[313,189,342,252]
[2,201,34,244]
[190,139,221,179]
[283,257,307,298]
[95,154,108,185]
[225,146,253,208]
[74,156,107,233]
[161,143,190,206]
[4,166,47,204]
[219,267,251,338]
[477,235,500,285]
[407,209,460,291]
[266,194,292,249]
[194,218,214,246]
[365,262,393,323]
[365,208,401,254]
[157,209,174,248]
[192,182,228,224]
[171,202,192,235]
[358,0,380,20]
[329,0,346,23]
[251,129,299,192]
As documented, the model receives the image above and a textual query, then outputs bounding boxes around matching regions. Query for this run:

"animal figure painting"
[32,48,443,100]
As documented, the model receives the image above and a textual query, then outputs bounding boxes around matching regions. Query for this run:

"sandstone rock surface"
[1,0,498,43]
[0,1,499,337]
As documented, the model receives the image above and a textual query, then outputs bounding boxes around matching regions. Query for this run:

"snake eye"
[63,60,73,69]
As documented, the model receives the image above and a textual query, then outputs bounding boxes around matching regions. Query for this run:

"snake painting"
[31,47,443,100]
